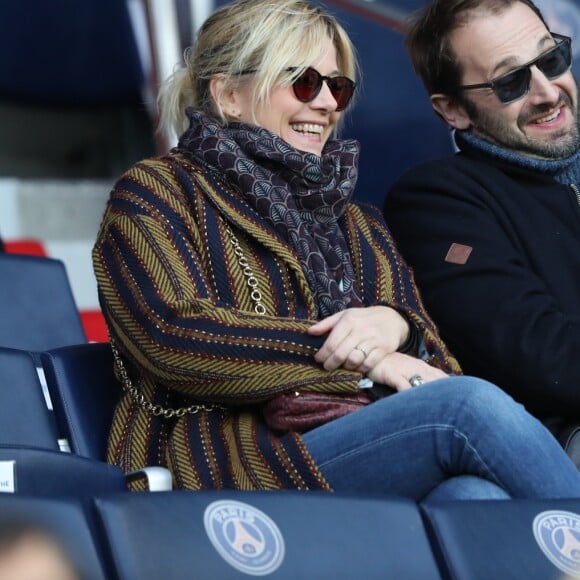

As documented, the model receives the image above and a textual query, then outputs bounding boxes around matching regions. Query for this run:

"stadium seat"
[94,490,441,579]
[0,253,90,450]
[0,494,111,580]
[0,446,127,499]
[41,343,119,460]
[0,346,139,498]
[40,342,173,492]
[0,254,86,353]
[421,498,580,579]
[0,347,59,450]
[0,344,169,495]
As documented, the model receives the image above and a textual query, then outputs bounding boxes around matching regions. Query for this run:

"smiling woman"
[92,0,580,502]
[158,0,358,140]
[222,60,357,155]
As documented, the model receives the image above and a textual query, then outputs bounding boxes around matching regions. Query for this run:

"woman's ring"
[354,346,368,358]
[408,374,424,387]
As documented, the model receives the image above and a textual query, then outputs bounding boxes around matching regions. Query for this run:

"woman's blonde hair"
[158,0,358,138]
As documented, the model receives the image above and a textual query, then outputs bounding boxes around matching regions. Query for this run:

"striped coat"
[92,151,459,491]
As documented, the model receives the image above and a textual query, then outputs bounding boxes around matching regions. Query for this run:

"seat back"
[0,494,110,580]
[421,499,580,579]
[0,445,127,499]
[95,490,441,579]
[0,346,132,499]
[41,343,120,460]
[40,343,174,492]
[0,254,86,352]
[0,347,59,449]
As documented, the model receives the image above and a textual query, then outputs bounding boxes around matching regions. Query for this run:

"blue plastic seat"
[0,346,128,498]
[40,342,172,492]
[422,498,580,579]
[0,254,86,353]
[0,494,111,580]
[0,347,59,449]
[0,445,127,499]
[0,344,170,496]
[95,490,441,579]
[41,343,118,460]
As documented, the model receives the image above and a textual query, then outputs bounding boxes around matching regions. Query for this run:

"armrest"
[126,466,173,492]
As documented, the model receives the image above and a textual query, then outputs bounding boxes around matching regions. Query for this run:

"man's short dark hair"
[405,0,547,96]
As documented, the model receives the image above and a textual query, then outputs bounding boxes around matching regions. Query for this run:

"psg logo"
[533,510,580,577]
[204,499,285,576]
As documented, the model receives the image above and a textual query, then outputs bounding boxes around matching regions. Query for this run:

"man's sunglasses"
[240,67,356,111]
[454,33,572,104]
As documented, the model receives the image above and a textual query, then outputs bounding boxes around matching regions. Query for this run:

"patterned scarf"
[177,109,362,318]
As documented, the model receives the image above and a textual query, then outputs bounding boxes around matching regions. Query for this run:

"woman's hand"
[366,352,448,392]
[307,306,410,372]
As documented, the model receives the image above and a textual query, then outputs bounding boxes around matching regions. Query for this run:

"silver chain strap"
[222,220,267,315]
[110,340,224,418]
[110,219,264,418]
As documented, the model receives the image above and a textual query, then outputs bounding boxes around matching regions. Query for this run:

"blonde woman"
[93,0,580,501]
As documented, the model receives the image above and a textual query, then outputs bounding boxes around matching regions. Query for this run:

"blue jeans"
[302,376,580,502]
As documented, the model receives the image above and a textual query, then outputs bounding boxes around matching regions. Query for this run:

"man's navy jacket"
[384,138,580,429]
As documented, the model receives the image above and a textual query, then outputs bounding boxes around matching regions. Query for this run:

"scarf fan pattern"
[178,110,362,318]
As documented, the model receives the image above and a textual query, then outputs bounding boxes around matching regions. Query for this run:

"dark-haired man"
[384,0,580,455]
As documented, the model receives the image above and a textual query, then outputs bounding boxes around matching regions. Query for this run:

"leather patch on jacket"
[445,243,473,265]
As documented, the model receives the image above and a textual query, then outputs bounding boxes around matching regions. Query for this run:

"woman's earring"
[225,109,242,121]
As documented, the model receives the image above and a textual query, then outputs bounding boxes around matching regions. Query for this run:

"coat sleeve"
[93,160,362,404]
[384,161,580,413]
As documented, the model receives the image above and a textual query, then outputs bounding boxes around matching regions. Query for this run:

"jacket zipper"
[570,183,580,206]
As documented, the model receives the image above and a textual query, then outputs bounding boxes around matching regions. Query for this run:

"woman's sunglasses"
[239,67,356,111]
[289,67,356,111]
[454,33,572,104]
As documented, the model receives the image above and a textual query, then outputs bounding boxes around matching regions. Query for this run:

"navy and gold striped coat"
[93,151,459,491]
